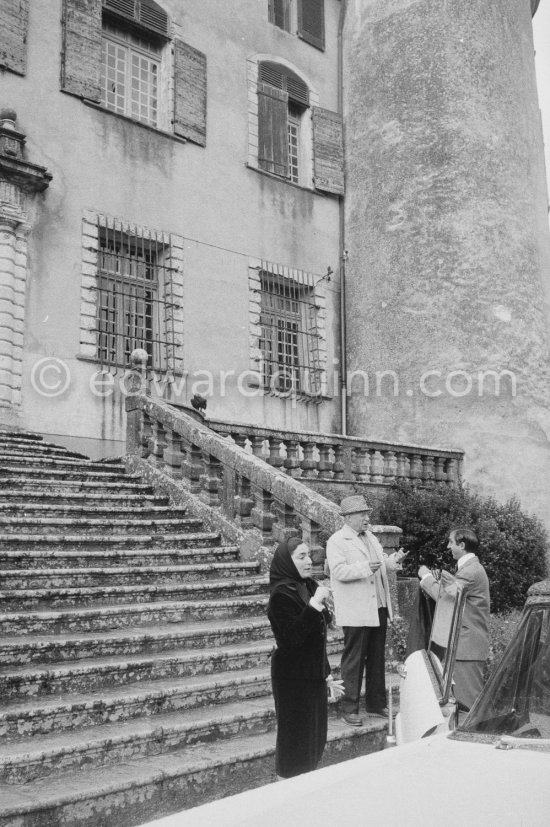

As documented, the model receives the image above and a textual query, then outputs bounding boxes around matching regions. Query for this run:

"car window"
[459,604,550,740]
[427,571,465,703]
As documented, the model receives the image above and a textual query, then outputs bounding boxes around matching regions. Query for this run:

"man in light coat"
[326,495,407,726]
[419,525,490,711]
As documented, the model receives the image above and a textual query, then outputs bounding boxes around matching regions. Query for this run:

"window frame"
[249,260,327,400]
[100,24,162,128]
[79,212,185,378]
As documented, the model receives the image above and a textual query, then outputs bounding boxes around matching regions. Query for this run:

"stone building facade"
[1,0,550,529]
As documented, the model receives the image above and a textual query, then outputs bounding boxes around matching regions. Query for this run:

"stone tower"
[342,0,550,528]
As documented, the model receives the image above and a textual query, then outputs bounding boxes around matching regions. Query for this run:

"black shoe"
[342,712,364,727]
[366,707,389,718]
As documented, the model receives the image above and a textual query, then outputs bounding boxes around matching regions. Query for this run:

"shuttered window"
[61,0,207,145]
[0,0,29,76]
[100,21,161,127]
[297,0,324,51]
[173,40,207,146]
[312,106,344,196]
[257,62,309,184]
[268,0,291,32]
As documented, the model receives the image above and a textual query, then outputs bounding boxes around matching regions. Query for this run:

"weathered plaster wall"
[2,0,343,455]
[343,0,550,529]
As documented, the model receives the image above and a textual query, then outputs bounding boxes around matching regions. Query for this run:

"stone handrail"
[125,391,355,564]
[206,419,463,487]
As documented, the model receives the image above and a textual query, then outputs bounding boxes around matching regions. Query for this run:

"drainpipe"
[337,0,348,436]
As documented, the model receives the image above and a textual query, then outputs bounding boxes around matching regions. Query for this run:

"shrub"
[379,482,548,613]
[484,610,523,680]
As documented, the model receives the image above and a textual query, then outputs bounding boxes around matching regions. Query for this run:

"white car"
[141,577,550,827]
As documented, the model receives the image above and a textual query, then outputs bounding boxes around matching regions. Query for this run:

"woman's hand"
[326,675,345,702]
[310,586,331,611]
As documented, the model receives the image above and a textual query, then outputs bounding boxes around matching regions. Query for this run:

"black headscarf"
[269,537,313,605]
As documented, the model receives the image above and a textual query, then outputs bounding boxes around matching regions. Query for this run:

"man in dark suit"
[418,526,490,711]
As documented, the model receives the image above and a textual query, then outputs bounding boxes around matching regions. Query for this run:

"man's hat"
[339,495,372,516]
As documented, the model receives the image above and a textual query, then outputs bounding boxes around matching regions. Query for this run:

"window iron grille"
[259,264,322,397]
[95,219,179,376]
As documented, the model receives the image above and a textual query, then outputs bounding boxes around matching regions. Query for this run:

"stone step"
[0,502,184,519]
[0,433,86,459]
[0,664,274,740]
[0,516,203,535]
[0,531,221,551]
[0,615,272,666]
[0,561,261,595]
[0,717,386,827]
[0,465,132,482]
[0,595,269,635]
[0,453,124,472]
[0,476,153,493]
[0,490,167,506]
[0,633,309,699]
[0,545,239,571]
[0,575,268,611]
[0,697,279,785]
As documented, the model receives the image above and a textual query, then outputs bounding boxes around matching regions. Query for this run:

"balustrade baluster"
[370,450,384,483]
[231,432,248,452]
[422,455,436,484]
[300,441,318,479]
[163,429,183,478]
[384,450,397,482]
[151,421,167,470]
[181,438,203,494]
[395,451,409,480]
[410,453,424,482]
[140,413,153,459]
[332,444,345,481]
[300,518,323,566]
[250,435,265,459]
[200,452,222,507]
[434,456,446,484]
[233,474,254,526]
[317,444,334,480]
[352,447,370,483]
[267,437,285,470]
[445,457,460,486]
[251,486,276,544]
[284,439,301,478]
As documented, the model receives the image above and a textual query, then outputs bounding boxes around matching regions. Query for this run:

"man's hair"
[449,526,479,553]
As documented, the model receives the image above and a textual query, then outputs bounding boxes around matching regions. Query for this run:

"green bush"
[379,482,548,613]
[484,610,523,680]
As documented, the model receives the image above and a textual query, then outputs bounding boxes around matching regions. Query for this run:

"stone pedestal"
[342,0,550,529]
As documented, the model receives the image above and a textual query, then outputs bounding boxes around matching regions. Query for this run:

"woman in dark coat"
[267,537,343,778]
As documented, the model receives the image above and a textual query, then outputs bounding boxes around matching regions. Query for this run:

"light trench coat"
[326,524,400,627]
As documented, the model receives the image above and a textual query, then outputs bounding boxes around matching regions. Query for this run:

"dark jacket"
[268,583,331,682]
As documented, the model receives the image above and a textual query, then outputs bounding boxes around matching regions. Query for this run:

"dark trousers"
[341,608,388,714]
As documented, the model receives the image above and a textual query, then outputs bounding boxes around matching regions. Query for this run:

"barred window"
[100,20,161,127]
[95,221,178,373]
[268,0,291,32]
[259,267,322,396]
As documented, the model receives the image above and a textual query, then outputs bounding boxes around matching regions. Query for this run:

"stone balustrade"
[207,419,463,489]
[125,389,354,566]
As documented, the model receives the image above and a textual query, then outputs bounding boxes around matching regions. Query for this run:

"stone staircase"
[0,430,387,827]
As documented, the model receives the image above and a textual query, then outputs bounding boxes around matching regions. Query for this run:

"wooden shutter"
[0,0,29,75]
[258,82,289,178]
[312,107,344,196]
[297,0,325,51]
[61,0,102,101]
[173,39,207,146]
